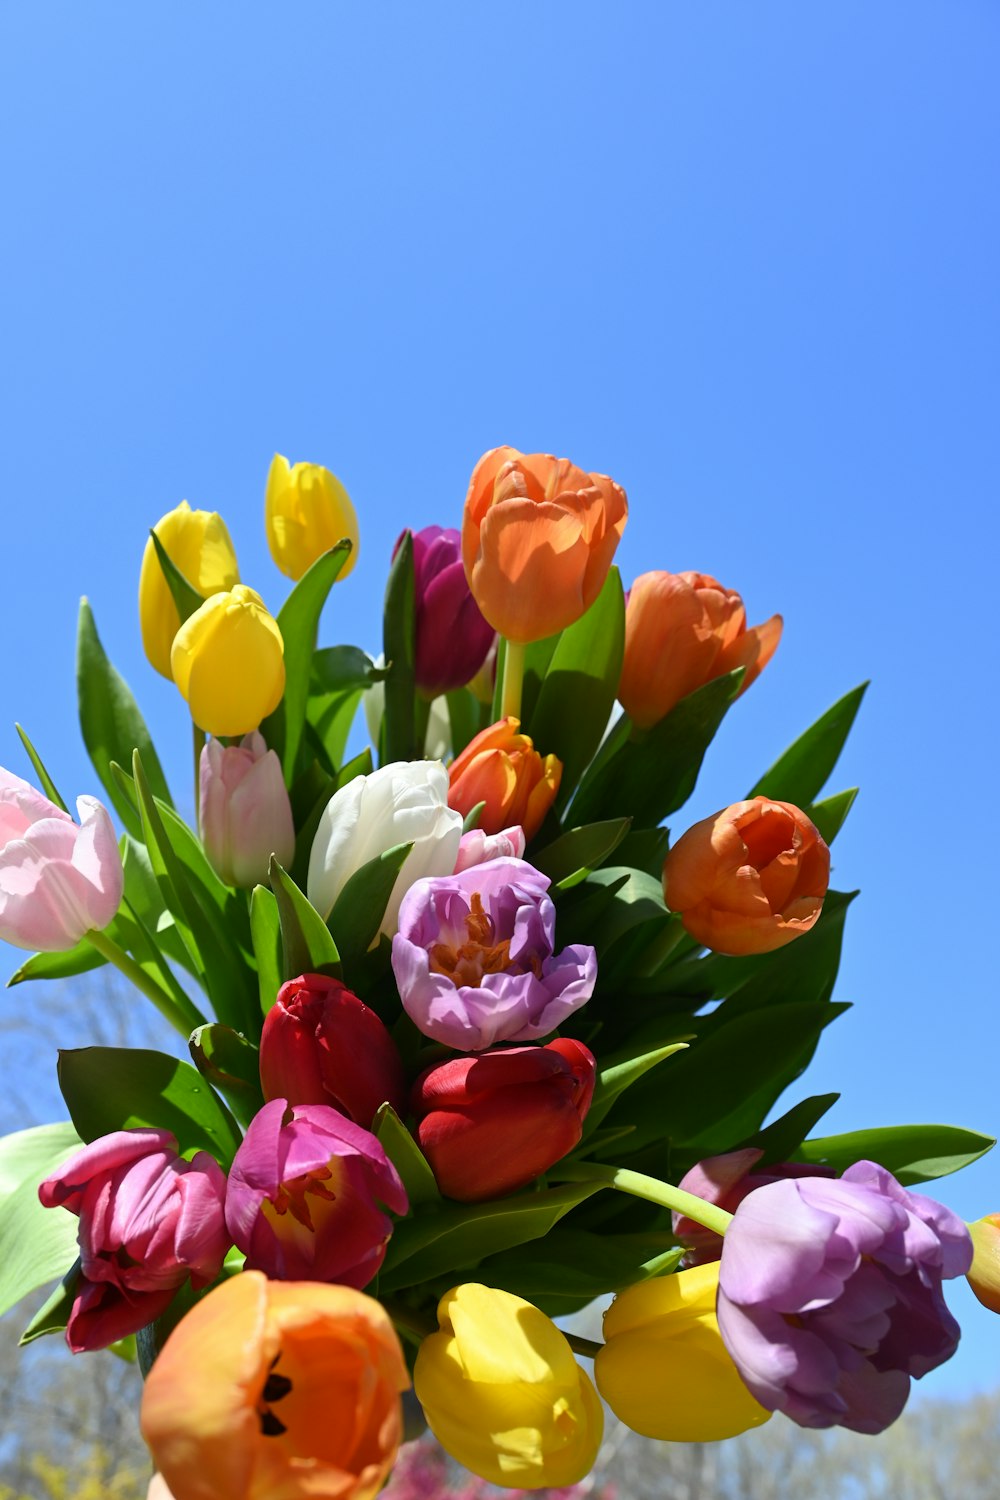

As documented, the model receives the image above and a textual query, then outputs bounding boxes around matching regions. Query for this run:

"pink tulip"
[0,767,123,952]
[453,824,526,873]
[225,1098,408,1288]
[39,1128,230,1353]
[198,730,295,888]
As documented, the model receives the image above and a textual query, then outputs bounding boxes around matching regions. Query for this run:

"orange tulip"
[448,718,561,842]
[618,571,782,729]
[967,1214,1000,1314]
[462,447,628,643]
[663,797,830,956]
[141,1271,408,1500]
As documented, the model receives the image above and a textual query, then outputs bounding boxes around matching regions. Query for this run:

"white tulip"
[307,760,463,938]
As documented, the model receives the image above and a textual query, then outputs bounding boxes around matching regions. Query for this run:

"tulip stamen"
[427,892,546,986]
[272,1167,338,1232]
[259,1408,288,1437]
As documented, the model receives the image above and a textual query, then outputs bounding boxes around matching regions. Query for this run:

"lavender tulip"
[396,526,496,696]
[391,857,597,1051]
[716,1159,973,1434]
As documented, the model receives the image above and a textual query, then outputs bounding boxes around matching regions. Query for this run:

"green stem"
[564,1332,603,1359]
[192,724,206,835]
[500,640,526,722]
[85,927,204,1037]
[413,693,432,759]
[553,1162,734,1238]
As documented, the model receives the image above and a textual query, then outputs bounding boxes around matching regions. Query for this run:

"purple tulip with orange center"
[225,1099,408,1288]
[391,857,597,1051]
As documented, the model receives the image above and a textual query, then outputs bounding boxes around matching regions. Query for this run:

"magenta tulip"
[396,526,496,696]
[673,1148,835,1264]
[0,768,123,953]
[38,1128,229,1353]
[198,731,295,888]
[225,1099,408,1288]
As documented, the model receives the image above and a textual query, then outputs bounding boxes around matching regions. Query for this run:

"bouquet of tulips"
[2,445,998,1498]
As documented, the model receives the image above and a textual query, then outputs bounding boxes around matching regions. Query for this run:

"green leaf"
[262,541,354,780]
[307,646,384,771]
[374,1104,441,1209]
[569,671,744,829]
[337,747,374,787]
[743,1093,841,1166]
[7,940,106,985]
[0,1124,83,1321]
[269,858,342,980]
[462,801,485,833]
[526,569,626,806]
[15,724,69,810]
[796,1124,995,1185]
[327,843,413,976]
[749,683,868,806]
[476,1230,684,1311]
[251,885,283,1015]
[148,530,204,622]
[807,788,859,845]
[380,530,416,763]
[493,633,562,725]
[20,1260,81,1344]
[582,1042,690,1139]
[189,1025,264,1125]
[444,689,482,759]
[534,818,632,888]
[379,1181,605,1292]
[76,599,174,836]
[58,1047,243,1165]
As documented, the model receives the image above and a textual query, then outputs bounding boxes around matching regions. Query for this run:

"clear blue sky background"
[1,4,997,1397]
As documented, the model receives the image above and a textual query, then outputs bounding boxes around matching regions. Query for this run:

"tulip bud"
[448,718,561,843]
[225,1099,408,1288]
[412,1038,596,1201]
[394,526,496,695]
[139,501,240,680]
[595,1262,771,1441]
[170,584,286,737]
[307,761,463,937]
[259,972,407,1127]
[0,768,123,952]
[619,570,782,728]
[462,446,628,643]
[198,731,294,888]
[39,1128,229,1352]
[453,823,526,873]
[663,797,830,955]
[265,453,359,582]
[414,1283,603,1489]
[967,1214,1000,1313]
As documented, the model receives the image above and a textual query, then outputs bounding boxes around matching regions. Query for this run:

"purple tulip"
[395,526,496,695]
[716,1159,973,1433]
[225,1099,408,1288]
[39,1129,229,1353]
[391,857,597,1051]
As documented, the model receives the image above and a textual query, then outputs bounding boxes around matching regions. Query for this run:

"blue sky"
[1,3,998,1394]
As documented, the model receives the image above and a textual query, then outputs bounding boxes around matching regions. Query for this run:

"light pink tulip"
[453,824,526,873]
[39,1128,230,1353]
[0,768,123,952]
[199,730,295,888]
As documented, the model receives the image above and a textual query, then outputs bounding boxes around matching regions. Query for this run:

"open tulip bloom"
[0,440,993,1499]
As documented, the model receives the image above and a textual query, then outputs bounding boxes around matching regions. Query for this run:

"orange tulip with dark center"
[663,798,830,955]
[462,446,628,643]
[448,717,561,842]
[141,1270,408,1500]
[619,571,782,729]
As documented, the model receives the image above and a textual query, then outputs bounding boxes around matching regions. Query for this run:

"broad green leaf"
[0,1124,83,1321]
[148,530,204,622]
[307,646,384,771]
[743,1093,840,1166]
[77,599,173,836]
[7,940,106,985]
[251,885,283,1015]
[582,1042,689,1139]
[574,866,668,954]
[58,1047,242,1164]
[477,1230,684,1310]
[527,570,626,806]
[379,1181,605,1292]
[444,688,482,759]
[569,671,743,829]
[189,1025,263,1124]
[808,788,859,845]
[380,531,416,763]
[15,724,69,810]
[262,541,354,780]
[337,747,374,787]
[120,833,193,973]
[269,858,342,980]
[374,1104,441,1209]
[749,683,868,806]
[796,1124,995,1185]
[20,1260,80,1344]
[327,842,413,976]
[534,818,632,888]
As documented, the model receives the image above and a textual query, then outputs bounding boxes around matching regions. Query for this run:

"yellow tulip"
[171,585,285,737]
[265,453,359,582]
[595,1262,771,1442]
[414,1283,602,1490]
[139,501,240,679]
[967,1213,1000,1314]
